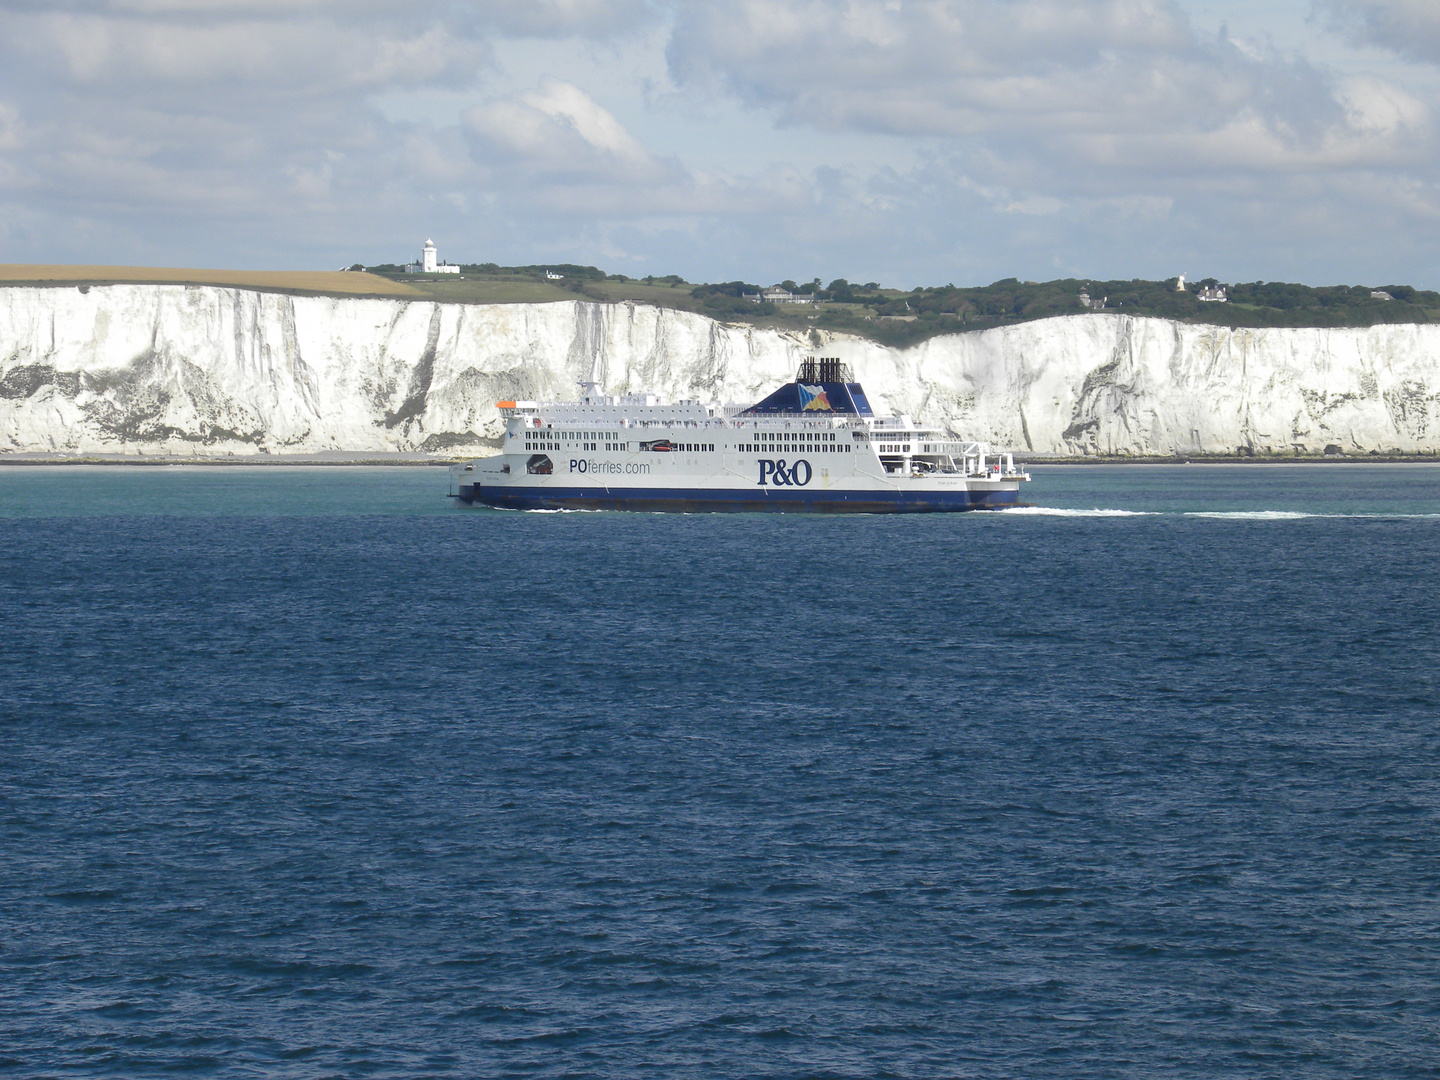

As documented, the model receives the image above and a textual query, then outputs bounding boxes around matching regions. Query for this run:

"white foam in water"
[1185,510,1315,520]
[1186,511,1440,520]
[1014,508,1440,520]
[1004,507,1158,517]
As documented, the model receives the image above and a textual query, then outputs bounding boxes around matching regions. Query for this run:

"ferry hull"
[454,483,1021,513]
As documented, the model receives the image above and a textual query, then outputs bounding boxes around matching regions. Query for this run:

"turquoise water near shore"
[2,465,1438,1077]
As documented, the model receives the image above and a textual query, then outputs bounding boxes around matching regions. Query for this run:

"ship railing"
[614,417,867,432]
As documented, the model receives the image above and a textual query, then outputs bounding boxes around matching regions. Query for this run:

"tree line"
[363,260,1440,344]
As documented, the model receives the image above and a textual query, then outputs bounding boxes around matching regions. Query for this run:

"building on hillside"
[405,238,460,275]
[545,270,564,280]
[1176,274,1187,292]
[1371,290,1394,301]
[743,286,814,304]
[1197,285,1227,302]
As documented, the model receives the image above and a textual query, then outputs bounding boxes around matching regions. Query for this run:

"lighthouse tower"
[405,237,460,274]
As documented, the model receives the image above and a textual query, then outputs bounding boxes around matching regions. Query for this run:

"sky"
[1,0,1438,289]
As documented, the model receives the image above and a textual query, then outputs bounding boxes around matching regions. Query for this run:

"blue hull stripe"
[455,484,1017,513]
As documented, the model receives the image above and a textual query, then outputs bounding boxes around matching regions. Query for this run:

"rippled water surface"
[3,464,1439,1078]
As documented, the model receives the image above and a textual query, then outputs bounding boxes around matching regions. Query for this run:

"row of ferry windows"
[522,440,853,454]
[741,444,850,453]
[528,429,839,439]
[525,440,623,451]
[524,430,843,445]
[522,440,716,451]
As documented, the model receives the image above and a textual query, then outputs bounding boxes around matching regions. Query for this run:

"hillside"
[366,264,1440,347]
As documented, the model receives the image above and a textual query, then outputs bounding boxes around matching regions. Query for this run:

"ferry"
[449,358,1029,513]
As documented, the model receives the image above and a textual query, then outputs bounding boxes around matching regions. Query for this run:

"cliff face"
[1,283,1437,455]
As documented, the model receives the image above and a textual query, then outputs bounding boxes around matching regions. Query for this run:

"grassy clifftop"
[373,263,1440,346]
[0,264,421,298]
[11,262,1437,347]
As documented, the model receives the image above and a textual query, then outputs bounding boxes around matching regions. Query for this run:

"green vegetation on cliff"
[362,263,1440,346]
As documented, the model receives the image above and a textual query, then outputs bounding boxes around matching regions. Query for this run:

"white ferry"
[449,358,1029,513]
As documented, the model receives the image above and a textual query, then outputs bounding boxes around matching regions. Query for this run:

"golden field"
[0,264,422,297]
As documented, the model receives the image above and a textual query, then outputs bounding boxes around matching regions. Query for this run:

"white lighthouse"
[405,238,460,274]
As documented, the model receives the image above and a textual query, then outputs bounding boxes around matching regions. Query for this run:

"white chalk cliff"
[2,283,1438,456]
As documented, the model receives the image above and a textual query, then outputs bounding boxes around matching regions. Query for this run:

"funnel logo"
[798,384,833,411]
[758,459,812,486]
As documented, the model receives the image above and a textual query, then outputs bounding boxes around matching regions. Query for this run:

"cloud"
[0,3,499,268]
[1316,0,1440,64]
[467,79,658,177]
[1336,76,1428,136]
[0,103,23,152]
[669,0,1209,133]
[0,0,1436,291]
[1,0,657,97]
[4,9,487,94]
[666,0,1431,176]
[1,0,651,37]
[0,1,670,243]
[464,80,825,220]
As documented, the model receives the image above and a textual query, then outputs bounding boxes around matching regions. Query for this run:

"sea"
[2,463,1438,1079]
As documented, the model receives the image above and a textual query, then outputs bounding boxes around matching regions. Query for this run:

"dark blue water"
[3,465,1439,1078]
